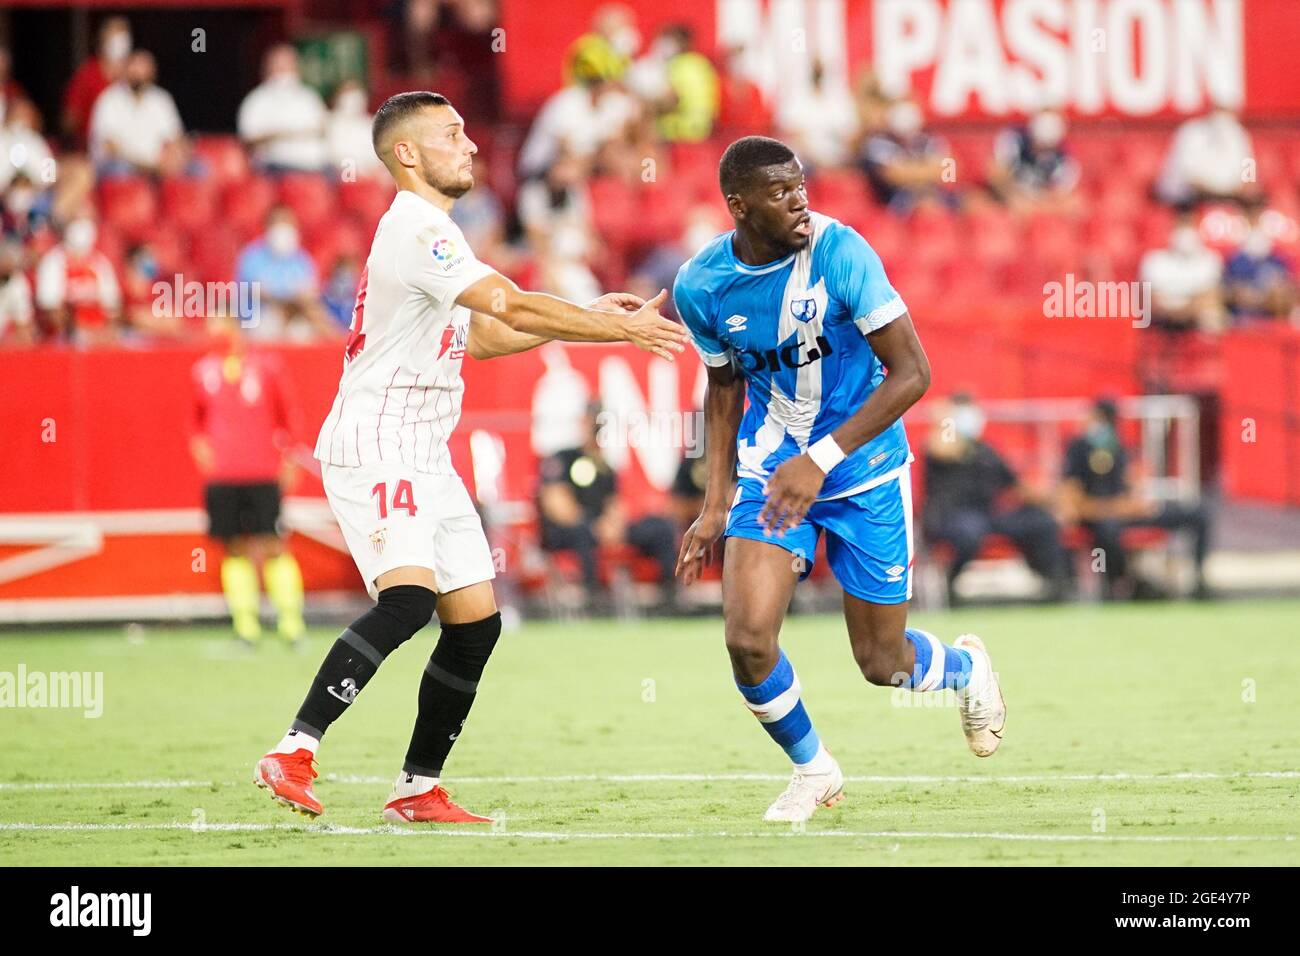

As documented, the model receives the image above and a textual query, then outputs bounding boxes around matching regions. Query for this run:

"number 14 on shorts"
[372,480,418,519]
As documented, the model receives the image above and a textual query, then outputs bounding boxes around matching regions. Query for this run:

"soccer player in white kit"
[254,92,687,823]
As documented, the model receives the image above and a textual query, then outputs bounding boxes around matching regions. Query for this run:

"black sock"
[293,585,435,738]
[403,612,502,776]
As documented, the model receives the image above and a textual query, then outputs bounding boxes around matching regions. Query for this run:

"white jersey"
[315,190,494,475]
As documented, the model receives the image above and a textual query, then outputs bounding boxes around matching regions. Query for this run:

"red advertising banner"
[502,0,1300,121]
[0,316,1293,616]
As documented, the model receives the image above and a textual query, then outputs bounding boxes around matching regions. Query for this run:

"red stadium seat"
[278,173,335,232]
[147,225,189,277]
[191,135,250,186]
[160,176,219,236]
[338,178,396,235]
[221,175,277,243]
[190,227,241,285]
[306,217,367,272]
[98,176,158,244]
[966,205,1021,266]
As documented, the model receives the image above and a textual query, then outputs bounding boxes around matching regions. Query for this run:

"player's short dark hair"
[372,91,453,157]
[718,135,796,197]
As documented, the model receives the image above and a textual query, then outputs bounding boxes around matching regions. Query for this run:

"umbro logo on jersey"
[725,314,749,331]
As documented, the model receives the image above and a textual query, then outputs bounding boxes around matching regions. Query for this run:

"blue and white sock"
[736,651,833,772]
[901,628,972,692]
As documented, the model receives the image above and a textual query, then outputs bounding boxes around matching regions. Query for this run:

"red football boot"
[382,785,492,824]
[254,749,323,818]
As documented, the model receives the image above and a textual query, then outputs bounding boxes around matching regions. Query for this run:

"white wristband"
[807,435,846,475]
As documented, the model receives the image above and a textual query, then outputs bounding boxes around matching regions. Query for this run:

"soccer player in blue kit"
[674,137,1007,822]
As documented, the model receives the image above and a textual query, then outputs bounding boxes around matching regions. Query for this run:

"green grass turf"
[1,599,1297,866]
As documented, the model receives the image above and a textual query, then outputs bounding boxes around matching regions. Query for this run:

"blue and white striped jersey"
[673,212,913,500]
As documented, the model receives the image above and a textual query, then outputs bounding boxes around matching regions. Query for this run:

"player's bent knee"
[724,620,780,676]
[855,649,904,687]
[365,583,437,653]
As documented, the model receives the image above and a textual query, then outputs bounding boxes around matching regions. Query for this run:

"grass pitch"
[1,599,1297,866]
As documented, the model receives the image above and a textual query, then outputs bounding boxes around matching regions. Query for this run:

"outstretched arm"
[759,312,930,536]
[467,292,644,360]
[456,272,685,360]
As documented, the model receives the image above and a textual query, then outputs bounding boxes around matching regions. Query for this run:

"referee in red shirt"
[191,313,305,645]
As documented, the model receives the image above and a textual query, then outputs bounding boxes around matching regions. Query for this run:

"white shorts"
[322,461,496,600]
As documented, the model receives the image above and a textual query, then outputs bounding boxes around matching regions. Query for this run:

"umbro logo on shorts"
[886,565,906,582]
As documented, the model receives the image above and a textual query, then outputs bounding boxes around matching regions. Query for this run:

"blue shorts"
[725,466,914,604]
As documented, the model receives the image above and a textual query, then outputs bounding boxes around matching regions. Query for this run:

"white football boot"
[953,634,1006,757]
[763,757,845,823]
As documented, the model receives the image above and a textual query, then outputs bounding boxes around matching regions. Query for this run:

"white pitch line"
[2,770,1298,792]
[0,821,1294,844]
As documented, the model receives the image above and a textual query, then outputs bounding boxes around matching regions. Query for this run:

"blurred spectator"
[669,453,708,529]
[517,48,638,180]
[861,97,955,212]
[431,0,503,123]
[389,0,441,80]
[517,150,592,251]
[924,394,1072,602]
[1060,398,1211,600]
[326,80,384,179]
[62,16,131,149]
[321,250,362,331]
[1139,214,1225,332]
[564,3,638,85]
[988,108,1081,216]
[717,45,770,135]
[235,206,330,339]
[0,45,32,119]
[121,243,183,337]
[89,50,185,178]
[1,171,54,242]
[1223,214,1297,322]
[537,403,678,604]
[237,45,328,174]
[1157,102,1255,208]
[3,99,94,228]
[35,215,121,345]
[776,60,858,170]
[518,151,601,301]
[450,153,519,273]
[626,24,718,143]
[0,99,54,192]
[0,239,35,346]
[851,68,890,141]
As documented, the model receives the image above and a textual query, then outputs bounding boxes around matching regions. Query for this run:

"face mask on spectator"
[65,219,97,255]
[611,25,641,57]
[267,222,299,255]
[888,102,923,139]
[105,31,131,64]
[952,405,986,441]
[5,187,35,216]
[1242,229,1273,259]
[336,89,367,115]
[551,225,587,261]
[1170,226,1201,256]
[1029,111,1065,148]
